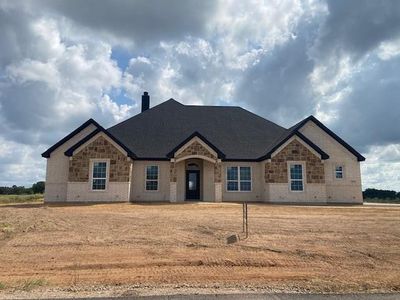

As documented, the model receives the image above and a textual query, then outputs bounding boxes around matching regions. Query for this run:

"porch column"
[169,160,177,202]
[214,160,222,202]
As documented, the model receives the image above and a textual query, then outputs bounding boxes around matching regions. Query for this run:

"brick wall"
[265,139,325,184]
[68,136,131,182]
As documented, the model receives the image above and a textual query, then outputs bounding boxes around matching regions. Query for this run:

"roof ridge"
[107,98,183,130]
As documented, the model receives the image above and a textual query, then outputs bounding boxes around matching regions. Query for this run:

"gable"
[298,120,364,162]
[265,139,325,184]
[42,119,101,158]
[68,135,131,182]
[270,135,324,160]
[295,116,365,161]
[174,138,218,163]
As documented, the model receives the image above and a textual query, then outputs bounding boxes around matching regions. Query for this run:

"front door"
[186,170,200,200]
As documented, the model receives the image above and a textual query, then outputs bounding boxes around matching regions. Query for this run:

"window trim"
[287,161,305,193]
[145,165,160,192]
[226,166,252,192]
[335,164,345,180]
[89,159,110,192]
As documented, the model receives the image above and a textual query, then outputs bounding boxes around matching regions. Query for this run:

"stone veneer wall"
[175,141,217,160]
[265,140,325,184]
[214,163,222,183]
[69,136,131,182]
[170,162,177,182]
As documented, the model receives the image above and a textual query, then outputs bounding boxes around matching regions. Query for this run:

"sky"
[0,0,399,190]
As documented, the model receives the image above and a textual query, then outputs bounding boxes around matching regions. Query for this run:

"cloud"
[234,26,316,127]
[331,56,400,151]
[39,0,217,47]
[313,0,400,61]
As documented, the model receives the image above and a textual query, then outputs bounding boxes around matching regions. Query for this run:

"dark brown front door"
[186,170,200,200]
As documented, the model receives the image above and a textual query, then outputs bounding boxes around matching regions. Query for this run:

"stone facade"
[175,141,216,160]
[214,162,222,183]
[68,136,131,182]
[265,139,325,184]
[169,162,177,182]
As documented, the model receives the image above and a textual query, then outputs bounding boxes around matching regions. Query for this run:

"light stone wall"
[66,182,130,202]
[268,183,327,203]
[299,121,363,203]
[44,124,97,202]
[203,160,215,201]
[130,160,171,202]
[221,161,263,202]
[176,161,186,202]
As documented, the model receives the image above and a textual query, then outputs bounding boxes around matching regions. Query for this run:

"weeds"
[0,282,6,290]
[19,278,47,291]
[0,194,43,205]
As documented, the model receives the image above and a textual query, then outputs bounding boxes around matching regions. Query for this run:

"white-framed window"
[289,163,304,192]
[335,165,344,179]
[226,166,252,191]
[91,160,109,191]
[145,165,159,191]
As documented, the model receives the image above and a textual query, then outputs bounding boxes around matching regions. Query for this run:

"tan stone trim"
[175,154,216,164]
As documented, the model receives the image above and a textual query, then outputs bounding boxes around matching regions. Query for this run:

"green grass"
[364,198,400,204]
[0,194,43,204]
[0,282,5,290]
[19,278,47,291]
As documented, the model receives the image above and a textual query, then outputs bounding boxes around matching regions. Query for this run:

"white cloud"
[377,37,400,61]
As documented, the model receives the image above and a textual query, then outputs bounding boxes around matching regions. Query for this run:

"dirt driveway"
[0,203,399,294]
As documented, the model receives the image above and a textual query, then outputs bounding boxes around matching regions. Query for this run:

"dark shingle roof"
[43,98,365,162]
[107,99,288,160]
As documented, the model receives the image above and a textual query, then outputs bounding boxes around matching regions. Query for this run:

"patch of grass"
[0,282,6,290]
[19,278,47,291]
[0,194,43,205]
[0,223,14,238]
[364,198,400,204]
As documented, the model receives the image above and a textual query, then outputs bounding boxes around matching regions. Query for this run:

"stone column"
[169,161,177,202]
[214,160,222,202]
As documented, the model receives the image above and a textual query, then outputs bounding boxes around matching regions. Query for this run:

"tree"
[32,181,45,194]
[363,188,398,199]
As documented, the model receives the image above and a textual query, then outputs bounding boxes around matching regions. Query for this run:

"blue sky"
[0,0,399,190]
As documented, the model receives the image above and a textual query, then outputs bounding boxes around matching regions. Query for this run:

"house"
[42,92,365,204]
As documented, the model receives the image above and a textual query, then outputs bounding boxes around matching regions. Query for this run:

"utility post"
[242,202,248,239]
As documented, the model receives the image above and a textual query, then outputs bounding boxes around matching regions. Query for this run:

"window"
[335,165,344,179]
[227,166,251,191]
[146,165,159,191]
[92,161,107,190]
[289,163,304,192]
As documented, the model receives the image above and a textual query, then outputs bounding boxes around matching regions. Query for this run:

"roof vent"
[141,91,150,112]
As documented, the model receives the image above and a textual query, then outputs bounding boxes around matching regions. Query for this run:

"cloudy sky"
[0,0,399,190]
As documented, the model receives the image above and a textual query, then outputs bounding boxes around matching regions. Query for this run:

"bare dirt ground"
[0,202,399,298]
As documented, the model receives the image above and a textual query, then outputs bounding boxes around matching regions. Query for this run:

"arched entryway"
[168,134,223,202]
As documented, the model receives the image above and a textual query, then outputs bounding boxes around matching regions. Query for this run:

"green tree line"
[0,181,45,195]
[363,188,400,200]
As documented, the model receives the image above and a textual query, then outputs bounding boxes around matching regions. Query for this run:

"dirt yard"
[0,202,399,296]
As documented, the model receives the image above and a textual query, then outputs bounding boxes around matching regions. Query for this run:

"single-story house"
[42,92,365,204]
